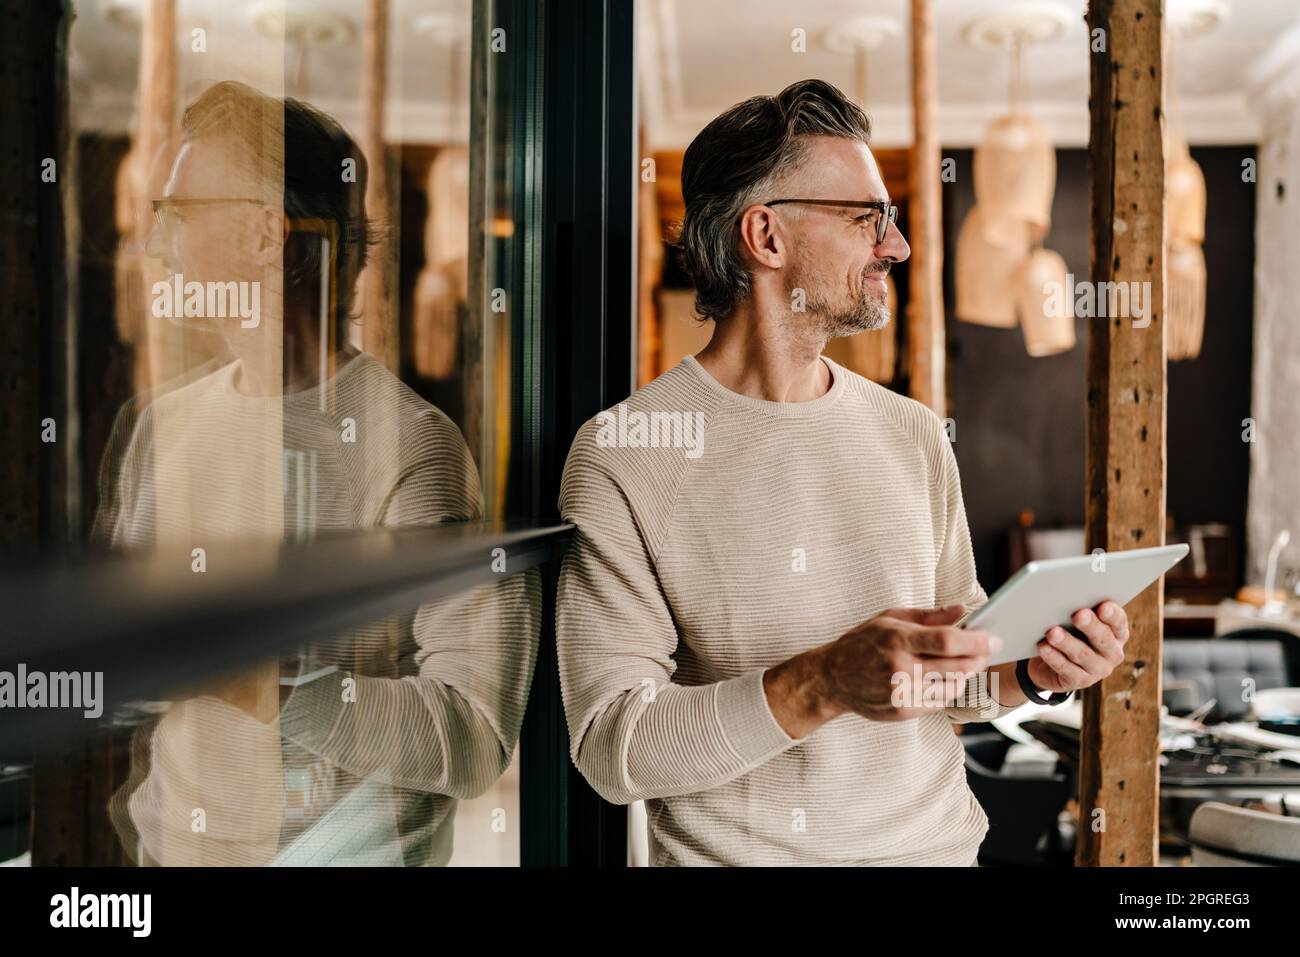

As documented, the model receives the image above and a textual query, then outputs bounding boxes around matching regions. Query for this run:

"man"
[556,79,1129,866]
[99,82,538,866]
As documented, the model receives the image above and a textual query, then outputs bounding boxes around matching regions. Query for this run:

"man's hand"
[763,604,1002,738]
[1024,600,1130,695]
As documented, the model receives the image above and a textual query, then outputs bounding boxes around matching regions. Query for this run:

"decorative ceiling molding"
[642,94,1261,151]
[73,87,470,144]
[1247,22,1300,117]
[637,0,1273,151]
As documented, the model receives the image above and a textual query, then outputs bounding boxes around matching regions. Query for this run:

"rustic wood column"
[907,0,945,415]
[361,0,399,372]
[2,0,131,866]
[1077,0,1167,867]
[136,0,177,390]
[135,0,176,255]
[0,0,67,548]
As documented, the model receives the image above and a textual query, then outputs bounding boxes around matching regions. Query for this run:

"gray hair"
[676,79,872,322]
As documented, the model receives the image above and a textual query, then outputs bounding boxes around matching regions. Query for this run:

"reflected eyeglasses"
[152,198,269,229]
[761,199,899,245]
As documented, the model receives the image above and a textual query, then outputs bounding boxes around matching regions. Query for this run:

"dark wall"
[1166,147,1256,576]
[76,134,135,541]
[942,146,1255,591]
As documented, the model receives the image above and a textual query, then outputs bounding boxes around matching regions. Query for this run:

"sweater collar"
[681,353,846,418]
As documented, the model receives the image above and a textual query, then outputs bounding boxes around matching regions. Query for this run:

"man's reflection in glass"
[96,81,538,866]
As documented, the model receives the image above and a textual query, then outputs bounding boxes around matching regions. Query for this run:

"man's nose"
[876,221,910,264]
[144,215,180,269]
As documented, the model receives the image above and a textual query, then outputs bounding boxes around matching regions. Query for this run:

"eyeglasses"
[761,199,899,245]
[152,198,269,230]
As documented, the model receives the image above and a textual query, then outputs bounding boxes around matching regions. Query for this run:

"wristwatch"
[1016,658,1072,706]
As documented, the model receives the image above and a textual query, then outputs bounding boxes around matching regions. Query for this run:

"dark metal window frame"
[512,0,636,868]
[1,0,636,869]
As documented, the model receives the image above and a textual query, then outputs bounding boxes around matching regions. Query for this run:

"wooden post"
[1077,0,1167,867]
[1,0,131,866]
[907,0,945,415]
[1,0,70,547]
[135,0,175,258]
[135,0,178,391]
[361,0,398,372]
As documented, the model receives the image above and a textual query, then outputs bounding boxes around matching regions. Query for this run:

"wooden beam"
[0,0,133,866]
[907,0,945,416]
[136,0,178,391]
[0,0,65,547]
[361,0,398,373]
[1077,0,1167,867]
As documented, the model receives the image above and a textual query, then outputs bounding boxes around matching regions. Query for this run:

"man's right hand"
[762,604,1003,738]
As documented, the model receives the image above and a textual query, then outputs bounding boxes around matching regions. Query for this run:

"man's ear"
[252,204,285,264]
[737,204,787,271]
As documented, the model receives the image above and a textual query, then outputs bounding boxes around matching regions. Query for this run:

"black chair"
[963,731,1073,866]
[1162,638,1288,722]
[1220,627,1300,687]
[0,764,31,864]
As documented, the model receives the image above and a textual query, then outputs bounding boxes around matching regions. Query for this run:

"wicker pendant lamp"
[1168,241,1207,361]
[413,149,469,380]
[972,31,1056,247]
[974,112,1055,247]
[1164,15,1212,360]
[1014,247,1075,357]
[955,205,1029,327]
[412,35,470,380]
[1167,136,1207,361]
[956,8,1066,335]
[1168,138,1207,245]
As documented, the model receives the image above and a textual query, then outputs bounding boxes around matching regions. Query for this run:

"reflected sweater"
[557,354,1020,866]
[98,352,538,866]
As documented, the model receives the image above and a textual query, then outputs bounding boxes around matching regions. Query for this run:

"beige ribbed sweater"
[97,352,538,866]
[557,354,1020,866]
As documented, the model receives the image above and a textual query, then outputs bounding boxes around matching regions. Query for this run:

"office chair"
[1189,801,1300,866]
[1162,638,1288,721]
[963,731,1073,866]
[1221,626,1300,688]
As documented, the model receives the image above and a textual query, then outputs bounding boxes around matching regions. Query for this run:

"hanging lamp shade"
[824,273,898,382]
[1168,241,1206,361]
[973,113,1055,247]
[1165,130,1206,360]
[1014,247,1075,357]
[413,148,469,380]
[955,205,1028,327]
[1167,143,1206,246]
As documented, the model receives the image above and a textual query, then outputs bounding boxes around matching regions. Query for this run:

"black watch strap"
[1016,658,1072,706]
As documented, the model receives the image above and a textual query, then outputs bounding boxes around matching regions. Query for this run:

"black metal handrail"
[0,522,571,756]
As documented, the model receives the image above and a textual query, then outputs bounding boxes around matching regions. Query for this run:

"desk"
[1021,719,1300,788]
[1020,719,1300,849]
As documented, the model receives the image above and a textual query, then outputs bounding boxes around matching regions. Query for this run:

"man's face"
[773,137,911,338]
[147,139,280,291]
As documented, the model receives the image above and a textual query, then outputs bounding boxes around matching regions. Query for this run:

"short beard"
[797,267,892,339]
[829,277,891,336]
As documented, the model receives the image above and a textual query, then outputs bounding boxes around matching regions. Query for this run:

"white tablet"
[961,544,1189,666]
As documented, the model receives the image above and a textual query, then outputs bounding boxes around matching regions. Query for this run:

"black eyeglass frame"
[761,199,899,245]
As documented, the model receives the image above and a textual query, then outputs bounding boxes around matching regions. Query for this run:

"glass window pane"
[8,0,541,869]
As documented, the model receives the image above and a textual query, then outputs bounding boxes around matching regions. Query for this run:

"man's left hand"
[1026,601,1130,694]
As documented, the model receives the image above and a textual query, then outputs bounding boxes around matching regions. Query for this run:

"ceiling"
[66,0,1300,146]
[639,0,1300,148]
[69,0,474,141]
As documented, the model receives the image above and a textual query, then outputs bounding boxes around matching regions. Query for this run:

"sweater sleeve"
[278,432,541,799]
[556,430,797,805]
[932,435,1022,723]
[276,571,539,799]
